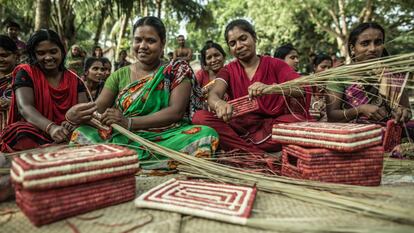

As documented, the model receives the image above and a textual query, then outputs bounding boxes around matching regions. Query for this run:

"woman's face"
[133,25,164,65]
[351,28,384,62]
[94,48,103,58]
[0,47,18,74]
[34,40,62,72]
[284,50,299,70]
[227,27,256,62]
[103,62,111,79]
[86,61,104,83]
[205,47,224,73]
[314,59,332,73]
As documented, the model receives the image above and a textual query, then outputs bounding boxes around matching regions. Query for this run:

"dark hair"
[313,53,332,67]
[133,16,166,43]
[177,35,184,38]
[6,21,21,30]
[100,57,111,67]
[0,35,18,53]
[119,50,127,56]
[273,43,297,59]
[92,45,102,57]
[83,57,103,72]
[26,29,66,71]
[224,19,256,44]
[200,41,226,67]
[348,22,388,59]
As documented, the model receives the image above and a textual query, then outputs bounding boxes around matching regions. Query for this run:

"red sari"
[0,64,79,152]
[192,56,311,154]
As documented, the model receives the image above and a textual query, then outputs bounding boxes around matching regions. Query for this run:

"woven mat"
[1,174,414,233]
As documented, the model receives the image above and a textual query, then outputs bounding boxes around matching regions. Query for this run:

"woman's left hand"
[248,82,272,98]
[393,106,412,123]
[101,108,128,127]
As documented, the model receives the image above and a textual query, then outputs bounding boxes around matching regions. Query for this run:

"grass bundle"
[111,124,414,229]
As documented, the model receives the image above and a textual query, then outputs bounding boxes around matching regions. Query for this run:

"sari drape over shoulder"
[71,60,218,171]
[0,64,79,152]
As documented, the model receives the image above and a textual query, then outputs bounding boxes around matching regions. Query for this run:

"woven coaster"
[11,144,139,190]
[228,95,259,118]
[15,175,136,226]
[272,122,382,152]
[135,178,256,225]
[383,120,402,152]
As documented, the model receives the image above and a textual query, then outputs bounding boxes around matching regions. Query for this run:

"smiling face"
[133,25,164,65]
[0,47,18,74]
[226,26,256,62]
[351,28,384,62]
[284,50,299,70]
[86,61,105,83]
[177,36,185,46]
[7,26,19,39]
[205,47,225,73]
[34,40,62,72]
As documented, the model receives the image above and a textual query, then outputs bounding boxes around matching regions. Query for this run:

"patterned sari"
[71,61,219,171]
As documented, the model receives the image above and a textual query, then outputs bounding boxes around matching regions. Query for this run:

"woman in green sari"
[68,16,219,171]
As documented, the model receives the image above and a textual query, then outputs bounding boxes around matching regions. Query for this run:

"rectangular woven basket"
[281,144,384,186]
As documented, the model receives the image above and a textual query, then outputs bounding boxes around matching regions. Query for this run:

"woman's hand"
[358,104,388,121]
[393,106,412,123]
[48,124,70,143]
[65,102,97,124]
[248,82,273,99]
[101,108,128,128]
[215,100,233,122]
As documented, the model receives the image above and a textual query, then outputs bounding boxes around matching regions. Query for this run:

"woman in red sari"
[192,19,311,155]
[0,29,94,152]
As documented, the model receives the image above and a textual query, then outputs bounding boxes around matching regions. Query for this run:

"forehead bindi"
[357,28,383,42]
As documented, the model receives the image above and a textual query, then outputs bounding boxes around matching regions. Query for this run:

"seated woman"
[192,19,310,155]
[0,35,18,131]
[66,44,85,76]
[274,43,300,72]
[69,16,218,171]
[83,57,105,101]
[326,22,412,134]
[195,41,227,107]
[309,53,333,121]
[0,29,94,152]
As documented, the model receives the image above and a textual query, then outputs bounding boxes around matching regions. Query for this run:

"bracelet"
[45,122,55,134]
[343,109,350,121]
[127,118,132,130]
[65,114,78,125]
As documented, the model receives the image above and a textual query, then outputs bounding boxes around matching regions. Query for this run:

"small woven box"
[382,120,402,152]
[11,144,139,226]
[272,122,383,152]
[281,144,384,186]
[227,95,259,117]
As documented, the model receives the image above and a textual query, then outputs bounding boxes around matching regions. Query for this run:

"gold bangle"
[45,122,55,134]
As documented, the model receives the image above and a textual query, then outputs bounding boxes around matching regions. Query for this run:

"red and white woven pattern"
[16,175,136,226]
[272,122,382,152]
[281,145,384,186]
[135,178,257,225]
[383,120,402,152]
[228,95,259,117]
[11,144,139,190]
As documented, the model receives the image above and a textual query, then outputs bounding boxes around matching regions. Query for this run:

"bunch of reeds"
[112,124,414,229]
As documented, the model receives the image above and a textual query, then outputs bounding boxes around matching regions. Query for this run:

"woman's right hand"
[215,100,233,122]
[48,124,70,143]
[358,104,388,121]
[65,102,97,124]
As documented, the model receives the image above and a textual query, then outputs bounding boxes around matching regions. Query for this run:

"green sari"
[70,60,219,171]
